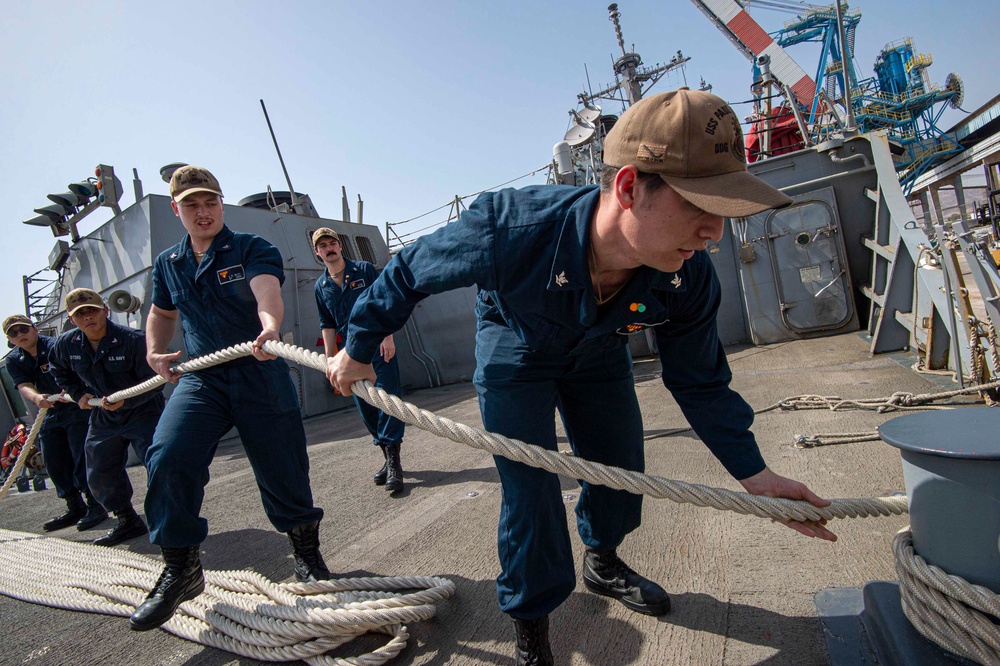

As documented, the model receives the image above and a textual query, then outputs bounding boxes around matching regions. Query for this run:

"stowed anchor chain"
[0,339,929,665]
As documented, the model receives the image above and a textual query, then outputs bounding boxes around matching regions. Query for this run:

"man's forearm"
[321,328,339,359]
[146,308,178,355]
[16,384,41,405]
[250,274,284,334]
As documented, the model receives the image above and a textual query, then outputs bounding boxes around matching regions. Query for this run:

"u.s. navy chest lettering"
[217,265,246,285]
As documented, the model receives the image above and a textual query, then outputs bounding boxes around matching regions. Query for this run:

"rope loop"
[894,529,1000,665]
[0,529,454,665]
[794,435,818,448]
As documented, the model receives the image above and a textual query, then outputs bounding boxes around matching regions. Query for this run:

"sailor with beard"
[312,227,406,494]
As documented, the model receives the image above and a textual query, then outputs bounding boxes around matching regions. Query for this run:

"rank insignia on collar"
[671,274,682,289]
[555,271,568,287]
[170,253,177,259]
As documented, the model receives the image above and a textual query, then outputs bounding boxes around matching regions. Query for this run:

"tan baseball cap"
[170,165,224,202]
[312,227,340,247]
[2,315,32,335]
[65,288,105,316]
[603,88,793,217]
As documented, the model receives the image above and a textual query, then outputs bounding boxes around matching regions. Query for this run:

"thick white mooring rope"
[0,528,454,665]
[3,339,992,663]
[894,529,1000,666]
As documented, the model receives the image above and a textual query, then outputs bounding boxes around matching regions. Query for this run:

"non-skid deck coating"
[1,332,975,666]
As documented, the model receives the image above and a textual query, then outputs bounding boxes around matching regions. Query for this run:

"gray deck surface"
[0,332,975,665]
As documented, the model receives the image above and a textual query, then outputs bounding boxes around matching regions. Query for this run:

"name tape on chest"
[616,318,669,336]
[348,278,367,290]
[217,265,246,285]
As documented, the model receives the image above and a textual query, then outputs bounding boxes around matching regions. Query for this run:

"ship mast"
[582,4,691,108]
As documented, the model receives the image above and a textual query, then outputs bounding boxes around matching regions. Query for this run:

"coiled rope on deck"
[894,529,1000,666]
[0,528,454,665]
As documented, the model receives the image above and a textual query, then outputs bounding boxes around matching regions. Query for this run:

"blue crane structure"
[768,2,964,192]
[694,0,965,194]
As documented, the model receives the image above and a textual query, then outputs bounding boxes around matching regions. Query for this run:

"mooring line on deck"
[894,529,1000,666]
[22,339,1000,665]
[3,339,911,521]
[0,528,454,665]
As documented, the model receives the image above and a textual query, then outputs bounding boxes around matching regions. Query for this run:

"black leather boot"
[287,520,332,582]
[383,442,403,494]
[512,615,554,666]
[129,545,205,631]
[76,491,109,531]
[93,507,148,547]
[43,491,87,531]
[373,444,388,486]
[582,547,670,616]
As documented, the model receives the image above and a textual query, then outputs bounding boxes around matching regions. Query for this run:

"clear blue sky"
[2,0,998,322]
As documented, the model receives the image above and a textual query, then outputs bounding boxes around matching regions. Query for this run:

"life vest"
[1,424,28,470]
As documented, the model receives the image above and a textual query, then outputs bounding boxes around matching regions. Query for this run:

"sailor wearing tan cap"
[328,89,836,664]
[3,314,99,532]
[130,166,328,633]
[47,288,165,547]
[313,227,406,494]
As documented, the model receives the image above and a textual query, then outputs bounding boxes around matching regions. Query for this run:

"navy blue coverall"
[144,225,323,547]
[6,335,91,498]
[49,320,165,514]
[315,258,404,449]
[343,185,766,619]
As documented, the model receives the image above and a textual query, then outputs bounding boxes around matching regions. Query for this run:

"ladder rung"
[893,310,915,331]
[861,286,885,306]
[863,237,895,259]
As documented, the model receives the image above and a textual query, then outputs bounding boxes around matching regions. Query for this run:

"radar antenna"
[945,72,965,110]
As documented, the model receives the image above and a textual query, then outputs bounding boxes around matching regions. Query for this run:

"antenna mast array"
[582,4,691,108]
[551,3,693,188]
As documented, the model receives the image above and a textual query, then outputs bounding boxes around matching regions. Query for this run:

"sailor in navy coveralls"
[3,314,104,532]
[130,165,328,633]
[329,89,838,664]
[312,227,406,493]
[48,288,164,547]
